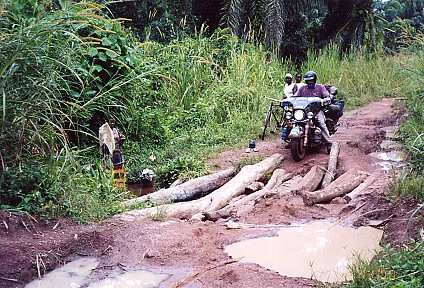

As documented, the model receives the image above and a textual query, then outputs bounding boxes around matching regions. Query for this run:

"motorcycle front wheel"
[290,138,306,162]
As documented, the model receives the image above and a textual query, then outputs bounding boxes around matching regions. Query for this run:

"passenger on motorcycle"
[292,72,306,95]
[283,73,296,98]
[294,71,332,153]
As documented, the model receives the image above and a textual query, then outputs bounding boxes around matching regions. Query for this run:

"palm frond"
[264,0,287,50]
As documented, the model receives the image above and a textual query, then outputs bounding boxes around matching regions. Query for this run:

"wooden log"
[262,168,290,191]
[115,154,285,221]
[302,168,369,206]
[245,182,265,194]
[203,154,284,213]
[325,168,367,189]
[251,169,292,201]
[291,165,326,195]
[321,142,341,189]
[203,169,292,221]
[170,178,184,187]
[277,175,303,196]
[123,168,236,207]
[343,172,382,202]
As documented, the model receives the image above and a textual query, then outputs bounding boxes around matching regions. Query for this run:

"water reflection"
[225,221,383,283]
[25,258,99,288]
[24,257,168,288]
[88,270,168,288]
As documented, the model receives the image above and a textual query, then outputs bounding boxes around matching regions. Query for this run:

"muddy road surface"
[1,98,422,288]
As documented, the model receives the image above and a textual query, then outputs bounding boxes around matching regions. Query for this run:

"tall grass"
[345,240,424,288]
[2,0,422,225]
[301,44,408,109]
[397,28,424,172]
[125,31,413,187]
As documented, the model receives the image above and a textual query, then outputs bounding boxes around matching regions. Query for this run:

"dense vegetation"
[108,0,424,58]
[0,1,423,285]
[2,0,419,219]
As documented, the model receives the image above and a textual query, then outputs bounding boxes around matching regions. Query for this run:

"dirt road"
[1,98,422,288]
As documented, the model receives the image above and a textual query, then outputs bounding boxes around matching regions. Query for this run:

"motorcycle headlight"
[307,112,314,119]
[294,110,305,120]
[285,112,292,119]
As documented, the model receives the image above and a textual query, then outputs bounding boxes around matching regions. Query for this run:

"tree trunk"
[321,141,341,189]
[123,168,236,207]
[343,172,382,202]
[292,165,326,195]
[115,154,285,221]
[245,182,265,195]
[203,169,292,221]
[303,168,369,206]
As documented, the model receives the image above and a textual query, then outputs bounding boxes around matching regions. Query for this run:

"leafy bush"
[0,0,148,220]
[40,155,123,223]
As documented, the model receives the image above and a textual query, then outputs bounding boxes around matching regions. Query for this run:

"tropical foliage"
[0,0,151,220]
[0,0,423,225]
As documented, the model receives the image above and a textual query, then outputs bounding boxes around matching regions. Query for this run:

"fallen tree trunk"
[291,165,326,195]
[276,175,302,196]
[115,154,285,221]
[203,169,292,221]
[343,172,382,202]
[321,142,341,189]
[245,182,265,194]
[302,168,369,206]
[123,168,236,207]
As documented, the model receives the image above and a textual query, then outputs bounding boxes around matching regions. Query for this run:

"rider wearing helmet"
[302,71,320,91]
[294,71,332,153]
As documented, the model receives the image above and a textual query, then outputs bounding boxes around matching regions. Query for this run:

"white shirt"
[284,83,296,98]
[293,82,306,95]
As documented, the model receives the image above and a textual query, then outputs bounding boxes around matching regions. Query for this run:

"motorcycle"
[281,92,344,162]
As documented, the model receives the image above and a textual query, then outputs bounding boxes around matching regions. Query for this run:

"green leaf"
[70,91,80,98]
[98,52,107,62]
[88,47,98,57]
[85,90,97,95]
[105,50,118,58]
[92,65,103,72]
[102,37,112,46]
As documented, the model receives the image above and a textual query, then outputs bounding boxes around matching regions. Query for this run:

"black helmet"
[304,71,317,83]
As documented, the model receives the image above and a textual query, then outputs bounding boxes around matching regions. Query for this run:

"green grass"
[301,45,408,110]
[344,240,424,288]
[390,171,424,200]
[1,0,423,226]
